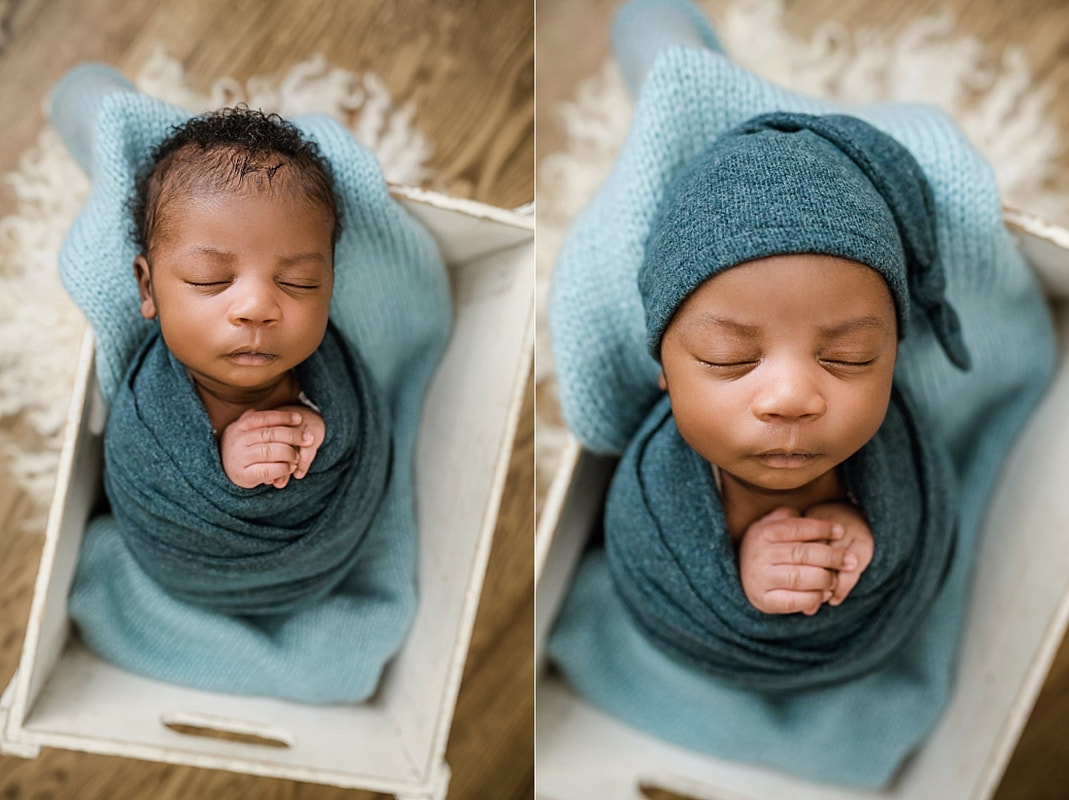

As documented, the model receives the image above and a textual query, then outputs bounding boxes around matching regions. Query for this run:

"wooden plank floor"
[537,2,1069,799]
[0,1,532,799]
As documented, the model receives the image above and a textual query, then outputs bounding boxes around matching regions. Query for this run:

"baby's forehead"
[672,254,897,325]
[148,188,335,252]
[145,147,337,246]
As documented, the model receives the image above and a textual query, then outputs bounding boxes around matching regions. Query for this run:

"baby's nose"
[228,282,281,325]
[751,365,826,422]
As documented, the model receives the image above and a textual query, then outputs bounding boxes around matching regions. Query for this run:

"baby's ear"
[133,255,157,319]
[658,369,668,392]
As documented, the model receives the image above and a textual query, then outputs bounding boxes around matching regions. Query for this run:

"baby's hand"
[274,404,326,485]
[219,408,324,490]
[804,502,874,607]
[737,507,858,616]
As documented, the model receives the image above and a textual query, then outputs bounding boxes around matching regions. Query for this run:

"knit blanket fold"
[606,388,957,692]
[106,323,390,615]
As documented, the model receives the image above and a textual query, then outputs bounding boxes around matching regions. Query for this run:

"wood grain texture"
[0,0,533,214]
[537,1,1069,797]
[0,0,532,798]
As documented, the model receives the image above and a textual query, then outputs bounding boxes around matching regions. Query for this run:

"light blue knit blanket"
[547,1,1056,786]
[54,66,452,703]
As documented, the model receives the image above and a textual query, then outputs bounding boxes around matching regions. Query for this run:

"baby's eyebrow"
[688,314,760,336]
[278,252,329,267]
[817,316,889,338]
[186,245,235,262]
[178,247,328,268]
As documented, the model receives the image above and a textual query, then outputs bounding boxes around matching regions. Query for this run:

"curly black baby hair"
[132,105,342,254]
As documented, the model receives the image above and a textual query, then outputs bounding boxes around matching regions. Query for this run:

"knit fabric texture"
[54,65,452,703]
[102,323,390,615]
[546,0,1055,786]
[606,385,956,692]
[639,112,969,368]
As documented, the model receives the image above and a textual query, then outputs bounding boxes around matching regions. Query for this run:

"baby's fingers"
[761,589,830,616]
[829,566,862,607]
[761,515,845,544]
[293,436,319,480]
[233,408,303,433]
[246,460,297,489]
[775,542,858,571]
[769,564,837,594]
[246,442,300,465]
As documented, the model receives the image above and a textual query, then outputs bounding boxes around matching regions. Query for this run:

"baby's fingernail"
[295,469,305,479]
[844,554,858,569]
[303,432,314,443]
[831,524,845,537]
[290,413,301,424]
[829,597,842,607]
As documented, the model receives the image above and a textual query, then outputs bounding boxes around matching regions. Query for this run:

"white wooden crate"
[535,211,1069,800]
[0,187,533,800]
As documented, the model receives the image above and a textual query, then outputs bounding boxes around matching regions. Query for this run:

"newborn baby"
[103,106,391,614]
[131,107,335,488]
[656,251,884,616]
[605,112,967,691]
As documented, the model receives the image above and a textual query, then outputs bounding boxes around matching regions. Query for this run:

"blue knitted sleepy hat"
[639,111,971,371]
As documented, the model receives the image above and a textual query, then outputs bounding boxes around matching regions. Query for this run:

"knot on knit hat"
[638,111,971,371]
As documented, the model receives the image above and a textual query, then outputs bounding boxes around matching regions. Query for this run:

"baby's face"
[134,188,334,398]
[659,253,897,493]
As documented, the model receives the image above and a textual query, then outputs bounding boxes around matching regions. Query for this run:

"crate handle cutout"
[639,779,748,800]
[160,711,294,749]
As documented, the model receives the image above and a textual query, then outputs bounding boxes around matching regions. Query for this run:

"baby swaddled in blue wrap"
[548,0,1055,788]
[52,65,451,703]
[607,112,967,693]
[106,322,389,614]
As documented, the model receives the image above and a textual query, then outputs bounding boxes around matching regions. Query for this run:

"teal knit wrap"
[606,386,957,692]
[105,324,391,615]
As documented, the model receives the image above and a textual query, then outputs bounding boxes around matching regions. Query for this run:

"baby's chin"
[721,460,840,495]
[184,362,295,395]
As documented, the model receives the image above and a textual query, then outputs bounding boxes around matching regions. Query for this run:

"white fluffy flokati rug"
[535,0,1069,507]
[0,48,438,529]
